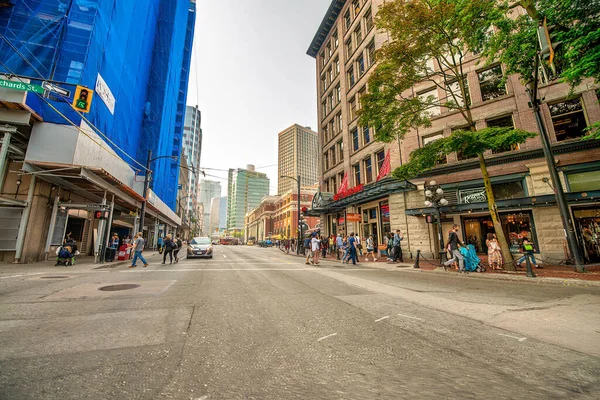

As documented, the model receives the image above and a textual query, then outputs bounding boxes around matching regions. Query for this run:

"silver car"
[186,237,213,259]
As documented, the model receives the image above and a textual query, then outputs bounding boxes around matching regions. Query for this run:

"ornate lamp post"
[424,180,449,265]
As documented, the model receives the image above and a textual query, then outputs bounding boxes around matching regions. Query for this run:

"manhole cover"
[98,284,140,292]
[41,276,69,279]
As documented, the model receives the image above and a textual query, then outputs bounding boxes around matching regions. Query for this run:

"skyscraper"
[182,105,202,216]
[199,180,221,234]
[278,124,319,195]
[227,165,270,233]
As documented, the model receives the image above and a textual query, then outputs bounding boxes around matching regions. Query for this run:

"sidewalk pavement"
[274,247,600,286]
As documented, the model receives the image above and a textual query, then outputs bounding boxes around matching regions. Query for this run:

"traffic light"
[537,17,561,74]
[301,206,308,213]
[72,85,94,113]
[94,211,107,219]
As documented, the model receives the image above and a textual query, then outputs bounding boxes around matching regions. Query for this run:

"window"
[358,54,365,75]
[328,92,334,111]
[328,120,335,138]
[352,128,360,151]
[326,42,332,59]
[331,177,337,193]
[549,98,588,141]
[445,79,471,108]
[335,84,341,103]
[321,75,327,92]
[454,127,477,161]
[349,98,357,120]
[353,163,361,185]
[345,38,353,58]
[344,10,351,31]
[329,66,334,83]
[332,30,339,48]
[355,25,362,44]
[336,113,343,132]
[487,115,519,153]
[567,170,600,192]
[323,124,329,143]
[422,133,447,165]
[367,40,376,66]
[338,141,344,160]
[364,157,373,183]
[320,52,326,67]
[353,0,361,16]
[363,125,371,144]
[331,146,337,165]
[478,65,507,101]
[324,180,330,192]
[334,57,340,76]
[418,88,441,116]
[376,149,385,173]
[365,8,373,31]
[322,101,327,116]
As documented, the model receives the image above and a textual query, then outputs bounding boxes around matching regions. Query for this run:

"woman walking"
[311,233,321,265]
[162,234,174,265]
[365,234,377,261]
[486,233,503,270]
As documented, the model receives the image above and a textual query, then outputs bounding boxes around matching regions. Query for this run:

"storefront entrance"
[461,211,537,254]
[573,207,600,263]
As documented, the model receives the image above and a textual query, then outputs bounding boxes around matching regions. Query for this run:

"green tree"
[472,0,600,137]
[359,0,536,270]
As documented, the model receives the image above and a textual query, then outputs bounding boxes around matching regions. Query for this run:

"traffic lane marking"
[397,314,425,321]
[317,332,338,342]
[375,316,390,322]
[498,333,527,342]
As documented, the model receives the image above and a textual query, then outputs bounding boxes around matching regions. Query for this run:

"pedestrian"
[385,232,393,261]
[162,234,174,265]
[391,230,404,263]
[341,235,349,263]
[173,234,183,263]
[311,233,321,265]
[356,234,363,257]
[517,238,540,268]
[486,233,503,270]
[347,232,357,265]
[157,235,164,254]
[365,234,377,261]
[304,236,312,264]
[129,232,149,268]
[321,235,328,258]
[443,224,465,272]
[108,233,119,262]
[336,234,343,260]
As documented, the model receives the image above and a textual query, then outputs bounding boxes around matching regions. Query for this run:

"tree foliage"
[394,128,537,180]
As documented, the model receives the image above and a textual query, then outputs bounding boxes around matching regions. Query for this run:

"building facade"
[0,0,195,262]
[244,195,279,243]
[273,186,320,240]
[227,165,270,234]
[182,105,202,221]
[277,124,320,194]
[307,0,600,264]
[198,179,221,235]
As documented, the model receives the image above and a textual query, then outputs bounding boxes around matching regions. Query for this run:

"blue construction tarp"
[0,0,196,210]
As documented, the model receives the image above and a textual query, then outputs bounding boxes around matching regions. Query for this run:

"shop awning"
[307,177,417,216]
[405,190,600,216]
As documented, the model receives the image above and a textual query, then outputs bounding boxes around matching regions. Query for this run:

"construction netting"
[0,0,195,210]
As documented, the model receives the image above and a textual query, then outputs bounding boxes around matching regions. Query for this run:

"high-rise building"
[199,180,221,234]
[0,0,195,262]
[277,124,319,195]
[227,165,270,233]
[307,0,600,265]
[208,195,228,236]
[182,105,202,216]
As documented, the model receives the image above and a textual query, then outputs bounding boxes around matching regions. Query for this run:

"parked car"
[187,237,213,259]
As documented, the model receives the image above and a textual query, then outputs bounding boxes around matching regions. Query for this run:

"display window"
[573,208,600,263]
[462,211,537,253]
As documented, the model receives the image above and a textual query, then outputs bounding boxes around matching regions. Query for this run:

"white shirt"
[311,237,320,251]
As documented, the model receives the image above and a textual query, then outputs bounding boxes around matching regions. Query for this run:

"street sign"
[0,78,44,94]
[42,81,71,97]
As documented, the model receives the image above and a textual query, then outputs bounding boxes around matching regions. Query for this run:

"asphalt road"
[0,245,599,399]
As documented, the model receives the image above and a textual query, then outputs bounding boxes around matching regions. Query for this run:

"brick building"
[244,196,279,243]
[307,0,600,264]
[273,187,320,240]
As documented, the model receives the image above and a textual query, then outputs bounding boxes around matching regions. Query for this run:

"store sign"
[346,213,362,222]
[334,184,364,201]
[95,73,116,114]
[338,217,345,224]
[459,188,487,204]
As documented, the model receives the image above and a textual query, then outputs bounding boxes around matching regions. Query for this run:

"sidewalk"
[274,247,600,285]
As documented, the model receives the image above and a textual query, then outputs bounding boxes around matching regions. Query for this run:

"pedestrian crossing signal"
[94,211,107,220]
[73,85,93,113]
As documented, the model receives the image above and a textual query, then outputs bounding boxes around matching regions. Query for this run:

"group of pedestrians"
[128,233,186,268]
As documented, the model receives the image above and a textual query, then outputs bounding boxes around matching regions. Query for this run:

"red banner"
[334,184,364,201]
[337,172,349,195]
[376,149,391,181]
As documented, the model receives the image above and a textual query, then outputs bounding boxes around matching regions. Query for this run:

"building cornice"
[307,0,346,58]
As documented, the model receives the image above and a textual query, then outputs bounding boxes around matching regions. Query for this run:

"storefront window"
[549,98,587,141]
[567,170,600,192]
[462,211,536,253]
[574,208,600,263]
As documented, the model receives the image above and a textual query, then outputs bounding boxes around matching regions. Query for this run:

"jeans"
[131,251,147,266]
[518,253,537,266]
[392,245,403,262]
[444,249,465,271]
[348,247,357,265]
[163,249,173,263]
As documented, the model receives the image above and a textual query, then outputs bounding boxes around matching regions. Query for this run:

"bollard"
[525,253,536,278]
[414,249,421,268]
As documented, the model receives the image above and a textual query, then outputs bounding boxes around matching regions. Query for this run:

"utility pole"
[297,174,301,255]
[138,149,152,235]
[528,52,585,272]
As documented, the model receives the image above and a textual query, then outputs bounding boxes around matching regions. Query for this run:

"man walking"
[304,236,312,265]
[336,234,343,260]
[444,224,465,272]
[391,229,404,263]
[347,232,358,265]
[129,232,149,268]
[173,234,183,263]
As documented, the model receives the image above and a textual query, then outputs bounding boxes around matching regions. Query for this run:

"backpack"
[176,239,182,249]
[58,247,71,259]
[303,238,311,248]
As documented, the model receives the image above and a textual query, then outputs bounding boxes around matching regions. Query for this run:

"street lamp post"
[138,150,178,234]
[424,180,449,266]
[281,175,301,255]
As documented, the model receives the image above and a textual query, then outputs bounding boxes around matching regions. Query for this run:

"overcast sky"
[186,0,330,196]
